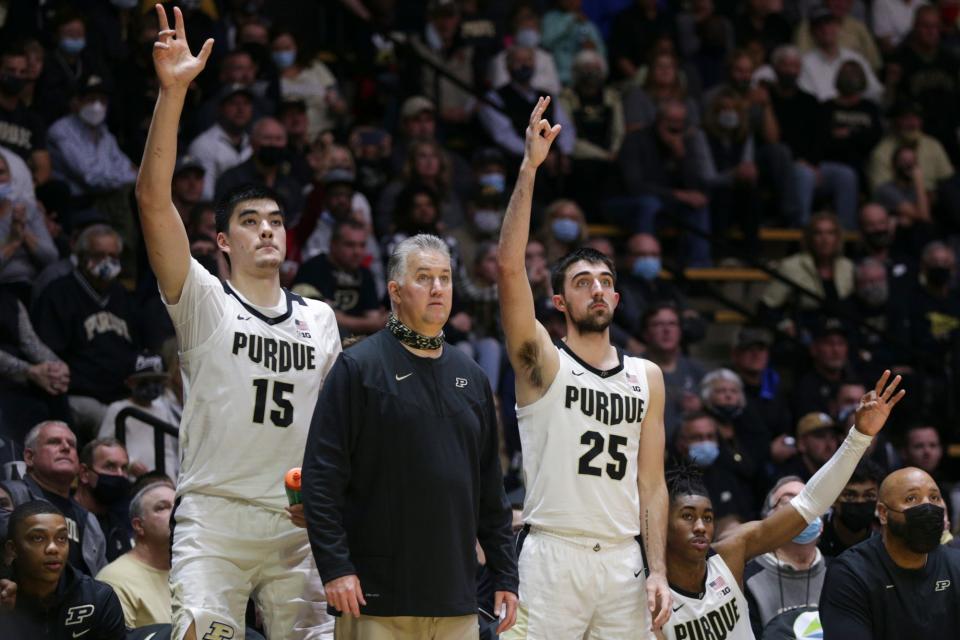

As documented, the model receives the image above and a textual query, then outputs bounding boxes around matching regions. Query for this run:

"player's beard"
[568,301,613,334]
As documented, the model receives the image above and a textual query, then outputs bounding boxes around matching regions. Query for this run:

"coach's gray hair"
[762,475,805,518]
[75,223,123,256]
[387,234,452,286]
[699,368,745,405]
[24,421,72,451]
[771,45,801,68]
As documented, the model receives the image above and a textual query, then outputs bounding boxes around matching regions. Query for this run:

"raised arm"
[715,371,904,582]
[135,5,213,304]
[496,97,562,406]
[638,361,672,630]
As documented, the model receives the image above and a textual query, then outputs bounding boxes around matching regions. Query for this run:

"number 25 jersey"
[164,259,341,509]
[517,342,650,538]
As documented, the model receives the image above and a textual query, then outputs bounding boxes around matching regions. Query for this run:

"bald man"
[819,467,960,638]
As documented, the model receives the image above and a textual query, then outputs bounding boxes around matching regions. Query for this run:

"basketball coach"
[302,234,518,640]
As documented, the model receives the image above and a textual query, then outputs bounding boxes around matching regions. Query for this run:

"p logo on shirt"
[202,622,236,640]
[64,604,95,625]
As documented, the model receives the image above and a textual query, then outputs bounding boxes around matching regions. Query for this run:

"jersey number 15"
[252,379,294,427]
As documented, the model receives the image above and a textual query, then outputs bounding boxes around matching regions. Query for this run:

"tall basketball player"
[497,97,672,638]
[136,6,340,640]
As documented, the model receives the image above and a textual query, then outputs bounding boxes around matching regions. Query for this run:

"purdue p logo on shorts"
[202,622,236,640]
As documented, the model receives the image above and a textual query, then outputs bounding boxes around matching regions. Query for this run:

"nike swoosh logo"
[634,569,643,578]
[72,631,90,639]
[237,314,250,320]
[673,603,685,612]
[573,371,585,376]
[395,373,413,381]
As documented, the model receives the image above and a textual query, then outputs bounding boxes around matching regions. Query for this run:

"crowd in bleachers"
[1,0,960,636]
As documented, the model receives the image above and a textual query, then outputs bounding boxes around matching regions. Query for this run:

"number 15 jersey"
[517,342,650,539]
[164,259,341,510]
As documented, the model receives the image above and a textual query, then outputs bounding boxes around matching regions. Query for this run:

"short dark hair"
[550,247,616,296]
[129,472,175,498]
[7,500,64,542]
[331,218,367,244]
[79,437,124,467]
[847,458,884,487]
[640,300,680,334]
[666,463,710,504]
[214,184,283,234]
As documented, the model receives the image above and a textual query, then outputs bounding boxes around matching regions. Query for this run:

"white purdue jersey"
[517,342,650,538]
[664,552,754,640]
[164,259,340,510]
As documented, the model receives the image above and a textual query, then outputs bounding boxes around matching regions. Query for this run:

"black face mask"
[708,403,743,423]
[510,65,534,85]
[92,472,131,506]
[132,381,164,403]
[926,266,952,288]
[777,74,798,90]
[0,74,25,97]
[886,502,944,553]
[838,500,876,531]
[256,145,285,167]
[864,230,891,249]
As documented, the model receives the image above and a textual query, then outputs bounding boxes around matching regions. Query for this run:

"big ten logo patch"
[64,604,95,626]
[203,621,236,640]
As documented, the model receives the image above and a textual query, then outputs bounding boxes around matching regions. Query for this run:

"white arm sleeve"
[790,426,874,523]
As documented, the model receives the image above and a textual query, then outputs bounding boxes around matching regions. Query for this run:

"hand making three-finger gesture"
[522,96,562,170]
[152,3,213,92]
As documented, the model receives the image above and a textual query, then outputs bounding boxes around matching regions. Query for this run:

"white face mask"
[79,100,107,127]
[473,209,501,233]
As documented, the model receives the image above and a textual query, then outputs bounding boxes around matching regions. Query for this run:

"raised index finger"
[155,3,170,32]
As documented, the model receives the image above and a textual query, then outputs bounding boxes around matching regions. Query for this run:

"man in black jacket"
[0,500,125,639]
[303,233,518,638]
[820,467,960,638]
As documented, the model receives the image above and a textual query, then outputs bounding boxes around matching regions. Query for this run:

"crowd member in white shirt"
[873,0,928,52]
[798,8,883,103]
[187,83,253,199]
[98,352,180,478]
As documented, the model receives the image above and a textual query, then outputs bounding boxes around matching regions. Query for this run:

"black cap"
[64,207,109,233]
[810,6,838,26]
[78,74,110,97]
[734,326,773,349]
[321,168,355,186]
[174,155,205,176]
[128,352,166,381]
[216,83,255,104]
[812,316,847,340]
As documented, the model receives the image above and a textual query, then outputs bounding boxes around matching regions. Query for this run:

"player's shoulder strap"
[221,281,306,326]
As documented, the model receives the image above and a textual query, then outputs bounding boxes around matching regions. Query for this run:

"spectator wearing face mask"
[855,203,915,284]
[700,369,766,494]
[271,29,346,141]
[674,412,755,532]
[560,49,625,206]
[31,224,139,438]
[488,5,560,95]
[848,258,911,378]
[34,10,113,126]
[820,467,960,638]
[907,242,960,373]
[818,458,882,557]
[0,44,51,186]
[73,438,133,563]
[215,117,305,224]
[874,144,933,232]
[744,476,829,637]
[535,198,587,264]
[47,74,136,198]
[97,352,180,480]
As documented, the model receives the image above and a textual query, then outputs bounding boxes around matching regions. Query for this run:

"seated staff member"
[656,370,904,640]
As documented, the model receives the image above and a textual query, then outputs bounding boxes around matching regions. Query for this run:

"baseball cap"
[174,155,205,176]
[734,326,773,350]
[216,83,255,104]
[321,168,356,186]
[796,411,839,437]
[128,352,166,381]
[810,6,838,26]
[400,95,436,120]
[811,316,847,340]
[78,74,110,98]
